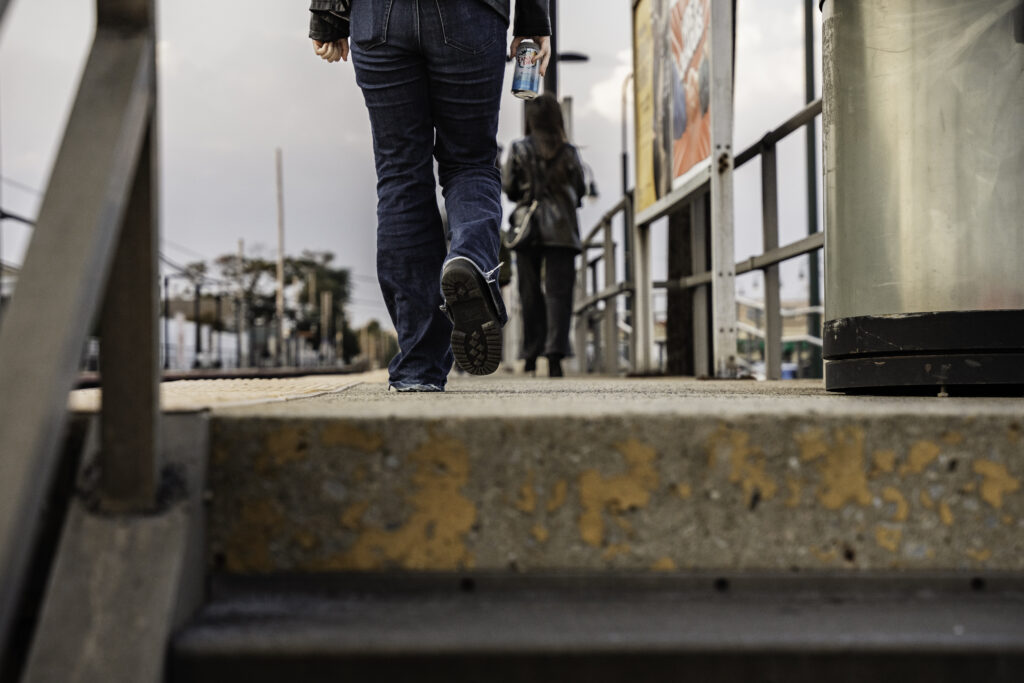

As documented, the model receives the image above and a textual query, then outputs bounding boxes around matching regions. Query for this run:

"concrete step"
[206,377,1024,574]
[169,574,1024,683]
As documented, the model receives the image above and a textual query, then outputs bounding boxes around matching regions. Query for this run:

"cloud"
[581,49,633,124]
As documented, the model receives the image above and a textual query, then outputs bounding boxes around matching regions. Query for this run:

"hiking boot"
[441,257,503,376]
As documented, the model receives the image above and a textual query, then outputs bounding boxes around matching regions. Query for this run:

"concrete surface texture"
[205,375,1024,574]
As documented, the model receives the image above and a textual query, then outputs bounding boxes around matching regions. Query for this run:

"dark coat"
[502,137,586,253]
[309,0,551,42]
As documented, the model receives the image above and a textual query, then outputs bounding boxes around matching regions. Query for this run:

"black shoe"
[524,357,537,374]
[441,257,503,376]
[547,356,563,378]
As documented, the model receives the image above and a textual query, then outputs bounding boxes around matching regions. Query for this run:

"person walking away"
[309,0,551,391]
[502,93,587,378]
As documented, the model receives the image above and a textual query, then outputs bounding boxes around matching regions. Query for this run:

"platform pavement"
[126,371,1024,576]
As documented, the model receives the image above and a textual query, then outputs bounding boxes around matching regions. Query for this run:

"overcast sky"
[0,0,821,327]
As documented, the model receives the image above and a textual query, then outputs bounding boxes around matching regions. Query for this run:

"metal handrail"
[573,196,633,375]
[0,0,159,666]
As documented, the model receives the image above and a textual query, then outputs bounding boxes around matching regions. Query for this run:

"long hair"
[524,93,568,160]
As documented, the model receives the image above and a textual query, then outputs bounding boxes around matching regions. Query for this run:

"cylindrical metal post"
[544,0,558,97]
[761,143,782,381]
[192,282,201,368]
[162,275,170,369]
[602,223,618,374]
[803,0,822,379]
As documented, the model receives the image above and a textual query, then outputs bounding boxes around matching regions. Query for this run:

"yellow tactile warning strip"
[68,370,390,413]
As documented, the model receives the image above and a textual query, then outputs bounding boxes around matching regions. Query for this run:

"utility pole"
[162,275,170,369]
[275,148,286,367]
[804,0,822,378]
[192,281,202,368]
[544,0,558,97]
[236,238,245,368]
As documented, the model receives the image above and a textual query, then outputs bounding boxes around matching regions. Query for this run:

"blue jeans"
[350,0,508,390]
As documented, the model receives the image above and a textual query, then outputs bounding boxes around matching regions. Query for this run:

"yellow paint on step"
[875,525,902,553]
[973,460,1021,509]
[919,490,935,510]
[515,470,537,513]
[797,427,872,510]
[966,548,992,562]
[784,478,802,508]
[602,544,631,560]
[225,498,285,573]
[939,502,954,527]
[811,546,838,563]
[942,431,964,446]
[871,449,897,477]
[531,524,549,543]
[333,432,477,570]
[546,479,568,512]
[708,426,778,507]
[578,440,659,548]
[651,557,676,571]
[320,422,383,452]
[675,482,693,499]
[900,441,941,475]
[340,501,369,529]
[1002,515,1014,526]
[259,425,309,471]
[882,487,909,522]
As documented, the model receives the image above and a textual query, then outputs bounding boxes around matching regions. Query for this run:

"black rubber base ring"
[826,353,1024,393]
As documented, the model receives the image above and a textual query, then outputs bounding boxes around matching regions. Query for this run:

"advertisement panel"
[633,0,712,212]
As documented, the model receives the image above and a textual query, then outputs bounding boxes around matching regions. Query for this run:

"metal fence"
[573,98,823,379]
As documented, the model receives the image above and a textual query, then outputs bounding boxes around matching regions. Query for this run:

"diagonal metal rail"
[0,0,159,667]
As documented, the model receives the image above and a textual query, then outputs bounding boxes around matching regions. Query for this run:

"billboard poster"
[668,0,711,187]
[633,0,712,212]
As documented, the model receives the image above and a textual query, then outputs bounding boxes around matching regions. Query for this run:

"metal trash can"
[820,0,1024,392]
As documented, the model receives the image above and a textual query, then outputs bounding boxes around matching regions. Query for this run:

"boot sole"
[441,262,502,376]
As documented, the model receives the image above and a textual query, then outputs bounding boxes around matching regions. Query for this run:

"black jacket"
[309,1,550,42]
[502,137,586,252]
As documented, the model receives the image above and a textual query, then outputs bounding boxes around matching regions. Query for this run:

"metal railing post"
[709,0,738,378]
[602,221,618,374]
[631,220,653,374]
[690,193,711,377]
[760,142,782,381]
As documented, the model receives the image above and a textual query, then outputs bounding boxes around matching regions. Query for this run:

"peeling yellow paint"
[293,531,319,551]
[326,433,477,570]
[962,482,977,493]
[675,482,693,499]
[320,422,383,452]
[966,548,992,562]
[797,427,872,510]
[651,557,676,571]
[515,470,537,513]
[602,544,631,560]
[1002,515,1014,526]
[531,524,549,543]
[882,487,909,522]
[708,427,778,506]
[875,525,902,553]
[900,440,941,475]
[546,479,568,512]
[784,478,802,508]
[259,426,309,471]
[225,499,284,572]
[939,502,954,527]
[614,516,635,535]
[340,501,369,529]
[942,431,964,446]
[872,449,897,477]
[811,545,838,563]
[973,460,1021,509]
[578,440,659,548]
[919,490,935,509]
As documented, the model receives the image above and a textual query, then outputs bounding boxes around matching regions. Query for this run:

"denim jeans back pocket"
[433,0,502,55]
[351,0,394,50]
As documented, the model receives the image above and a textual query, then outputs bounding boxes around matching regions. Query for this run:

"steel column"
[709,0,738,378]
[99,124,160,511]
[630,220,653,374]
[690,193,710,378]
[0,0,157,664]
[761,144,782,381]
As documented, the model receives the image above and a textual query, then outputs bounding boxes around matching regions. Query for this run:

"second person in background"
[503,93,587,378]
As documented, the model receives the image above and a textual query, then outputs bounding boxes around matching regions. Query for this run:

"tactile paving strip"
[68,370,389,413]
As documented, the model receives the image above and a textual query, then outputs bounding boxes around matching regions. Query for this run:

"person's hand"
[510,36,551,77]
[312,38,349,63]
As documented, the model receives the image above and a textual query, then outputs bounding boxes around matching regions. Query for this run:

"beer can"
[512,40,541,100]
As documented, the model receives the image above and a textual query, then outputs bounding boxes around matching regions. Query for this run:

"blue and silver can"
[512,40,541,100]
